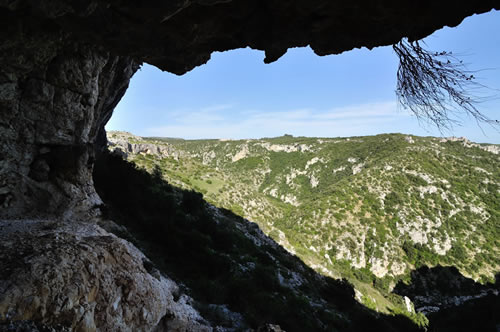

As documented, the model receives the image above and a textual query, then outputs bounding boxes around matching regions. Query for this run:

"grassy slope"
[108,132,500,318]
[94,151,424,331]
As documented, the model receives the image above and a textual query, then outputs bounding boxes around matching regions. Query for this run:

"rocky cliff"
[1,1,500,330]
[107,132,177,159]
[0,6,139,219]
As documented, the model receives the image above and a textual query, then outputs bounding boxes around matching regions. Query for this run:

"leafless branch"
[393,38,498,131]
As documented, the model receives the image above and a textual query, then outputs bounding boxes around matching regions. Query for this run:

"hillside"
[107,131,500,318]
[93,150,423,331]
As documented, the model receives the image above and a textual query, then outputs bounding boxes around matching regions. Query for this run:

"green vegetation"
[94,151,421,332]
[107,131,500,324]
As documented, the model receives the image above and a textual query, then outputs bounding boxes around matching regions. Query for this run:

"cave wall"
[1,1,499,74]
[0,8,138,219]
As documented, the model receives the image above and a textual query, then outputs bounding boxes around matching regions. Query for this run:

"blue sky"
[107,10,500,143]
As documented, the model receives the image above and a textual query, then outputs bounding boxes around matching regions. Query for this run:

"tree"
[393,38,498,130]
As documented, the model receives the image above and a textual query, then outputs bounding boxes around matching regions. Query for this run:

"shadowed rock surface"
[2,1,499,74]
[394,266,499,314]
[0,35,138,219]
[0,219,211,331]
[393,266,500,331]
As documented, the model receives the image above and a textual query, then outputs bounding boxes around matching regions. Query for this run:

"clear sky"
[107,10,500,143]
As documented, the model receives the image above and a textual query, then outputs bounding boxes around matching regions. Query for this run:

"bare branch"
[393,38,498,131]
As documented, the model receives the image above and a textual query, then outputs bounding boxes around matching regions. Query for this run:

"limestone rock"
[257,324,285,332]
[0,219,211,332]
[0,20,139,218]
[107,132,179,160]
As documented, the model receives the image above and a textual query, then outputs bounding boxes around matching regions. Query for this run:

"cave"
[0,1,499,331]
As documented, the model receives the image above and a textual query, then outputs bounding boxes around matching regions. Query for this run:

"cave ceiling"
[2,1,499,74]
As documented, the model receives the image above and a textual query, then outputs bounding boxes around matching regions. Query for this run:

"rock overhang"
[2,1,499,75]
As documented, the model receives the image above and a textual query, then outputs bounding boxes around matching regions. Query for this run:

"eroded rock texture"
[0,219,211,331]
[2,1,499,74]
[0,9,138,218]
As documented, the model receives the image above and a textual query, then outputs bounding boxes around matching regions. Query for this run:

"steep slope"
[108,131,500,317]
[93,150,423,331]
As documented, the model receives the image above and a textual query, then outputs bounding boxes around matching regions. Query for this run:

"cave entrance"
[106,10,500,143]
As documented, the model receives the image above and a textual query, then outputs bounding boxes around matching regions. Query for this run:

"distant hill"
[107,131,500,318]
[144,136,186,142]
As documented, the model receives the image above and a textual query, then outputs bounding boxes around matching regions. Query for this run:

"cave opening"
[106,10,500,143]
[95,9,500,329]
[1,2,500,331]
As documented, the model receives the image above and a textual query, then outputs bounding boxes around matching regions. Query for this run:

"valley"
[107,131,500,323]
